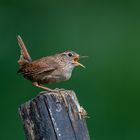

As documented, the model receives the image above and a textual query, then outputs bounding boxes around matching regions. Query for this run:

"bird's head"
[58,51,86,69]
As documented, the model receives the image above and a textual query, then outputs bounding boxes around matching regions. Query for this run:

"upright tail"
[17,35,32,65]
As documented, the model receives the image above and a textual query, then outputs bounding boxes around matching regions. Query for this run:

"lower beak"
[73,60,86,68]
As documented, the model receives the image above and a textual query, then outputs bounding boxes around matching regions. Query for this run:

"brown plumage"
[17,35,85,91]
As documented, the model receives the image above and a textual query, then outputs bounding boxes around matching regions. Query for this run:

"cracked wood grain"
[19,90,90,140]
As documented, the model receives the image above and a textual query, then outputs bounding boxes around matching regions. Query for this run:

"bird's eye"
[68,53,73,57]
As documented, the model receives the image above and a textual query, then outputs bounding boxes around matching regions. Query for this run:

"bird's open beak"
[73,56,86,68]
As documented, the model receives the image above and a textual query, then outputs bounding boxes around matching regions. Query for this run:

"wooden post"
[19,90,90,140]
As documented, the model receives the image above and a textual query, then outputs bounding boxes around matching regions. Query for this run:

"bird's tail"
[17,35,32,65]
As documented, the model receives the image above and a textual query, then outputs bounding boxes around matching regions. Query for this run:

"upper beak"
[72,55,86,68]
[79,55,88,58]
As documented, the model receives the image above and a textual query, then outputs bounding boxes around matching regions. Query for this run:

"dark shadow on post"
[19,90,90,140]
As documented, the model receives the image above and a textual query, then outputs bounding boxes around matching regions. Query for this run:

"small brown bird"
[17,35,85,92]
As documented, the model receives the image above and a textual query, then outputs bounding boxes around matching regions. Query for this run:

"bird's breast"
[63,72,72,80]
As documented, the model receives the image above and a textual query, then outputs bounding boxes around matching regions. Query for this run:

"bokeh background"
[0,0,140,140]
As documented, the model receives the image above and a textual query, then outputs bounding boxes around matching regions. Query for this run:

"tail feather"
[17,35,32,65]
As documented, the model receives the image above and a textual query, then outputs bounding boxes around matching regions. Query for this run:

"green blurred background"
[0,0,140,140]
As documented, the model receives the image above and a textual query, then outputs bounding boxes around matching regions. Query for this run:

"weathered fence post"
[19,90,90,140]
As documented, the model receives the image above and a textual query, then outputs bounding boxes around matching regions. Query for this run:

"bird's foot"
[54,88,66,92]
[39,88,66,95]
[53,88,70,110]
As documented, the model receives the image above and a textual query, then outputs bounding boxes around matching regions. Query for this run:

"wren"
[17,35,85,92]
